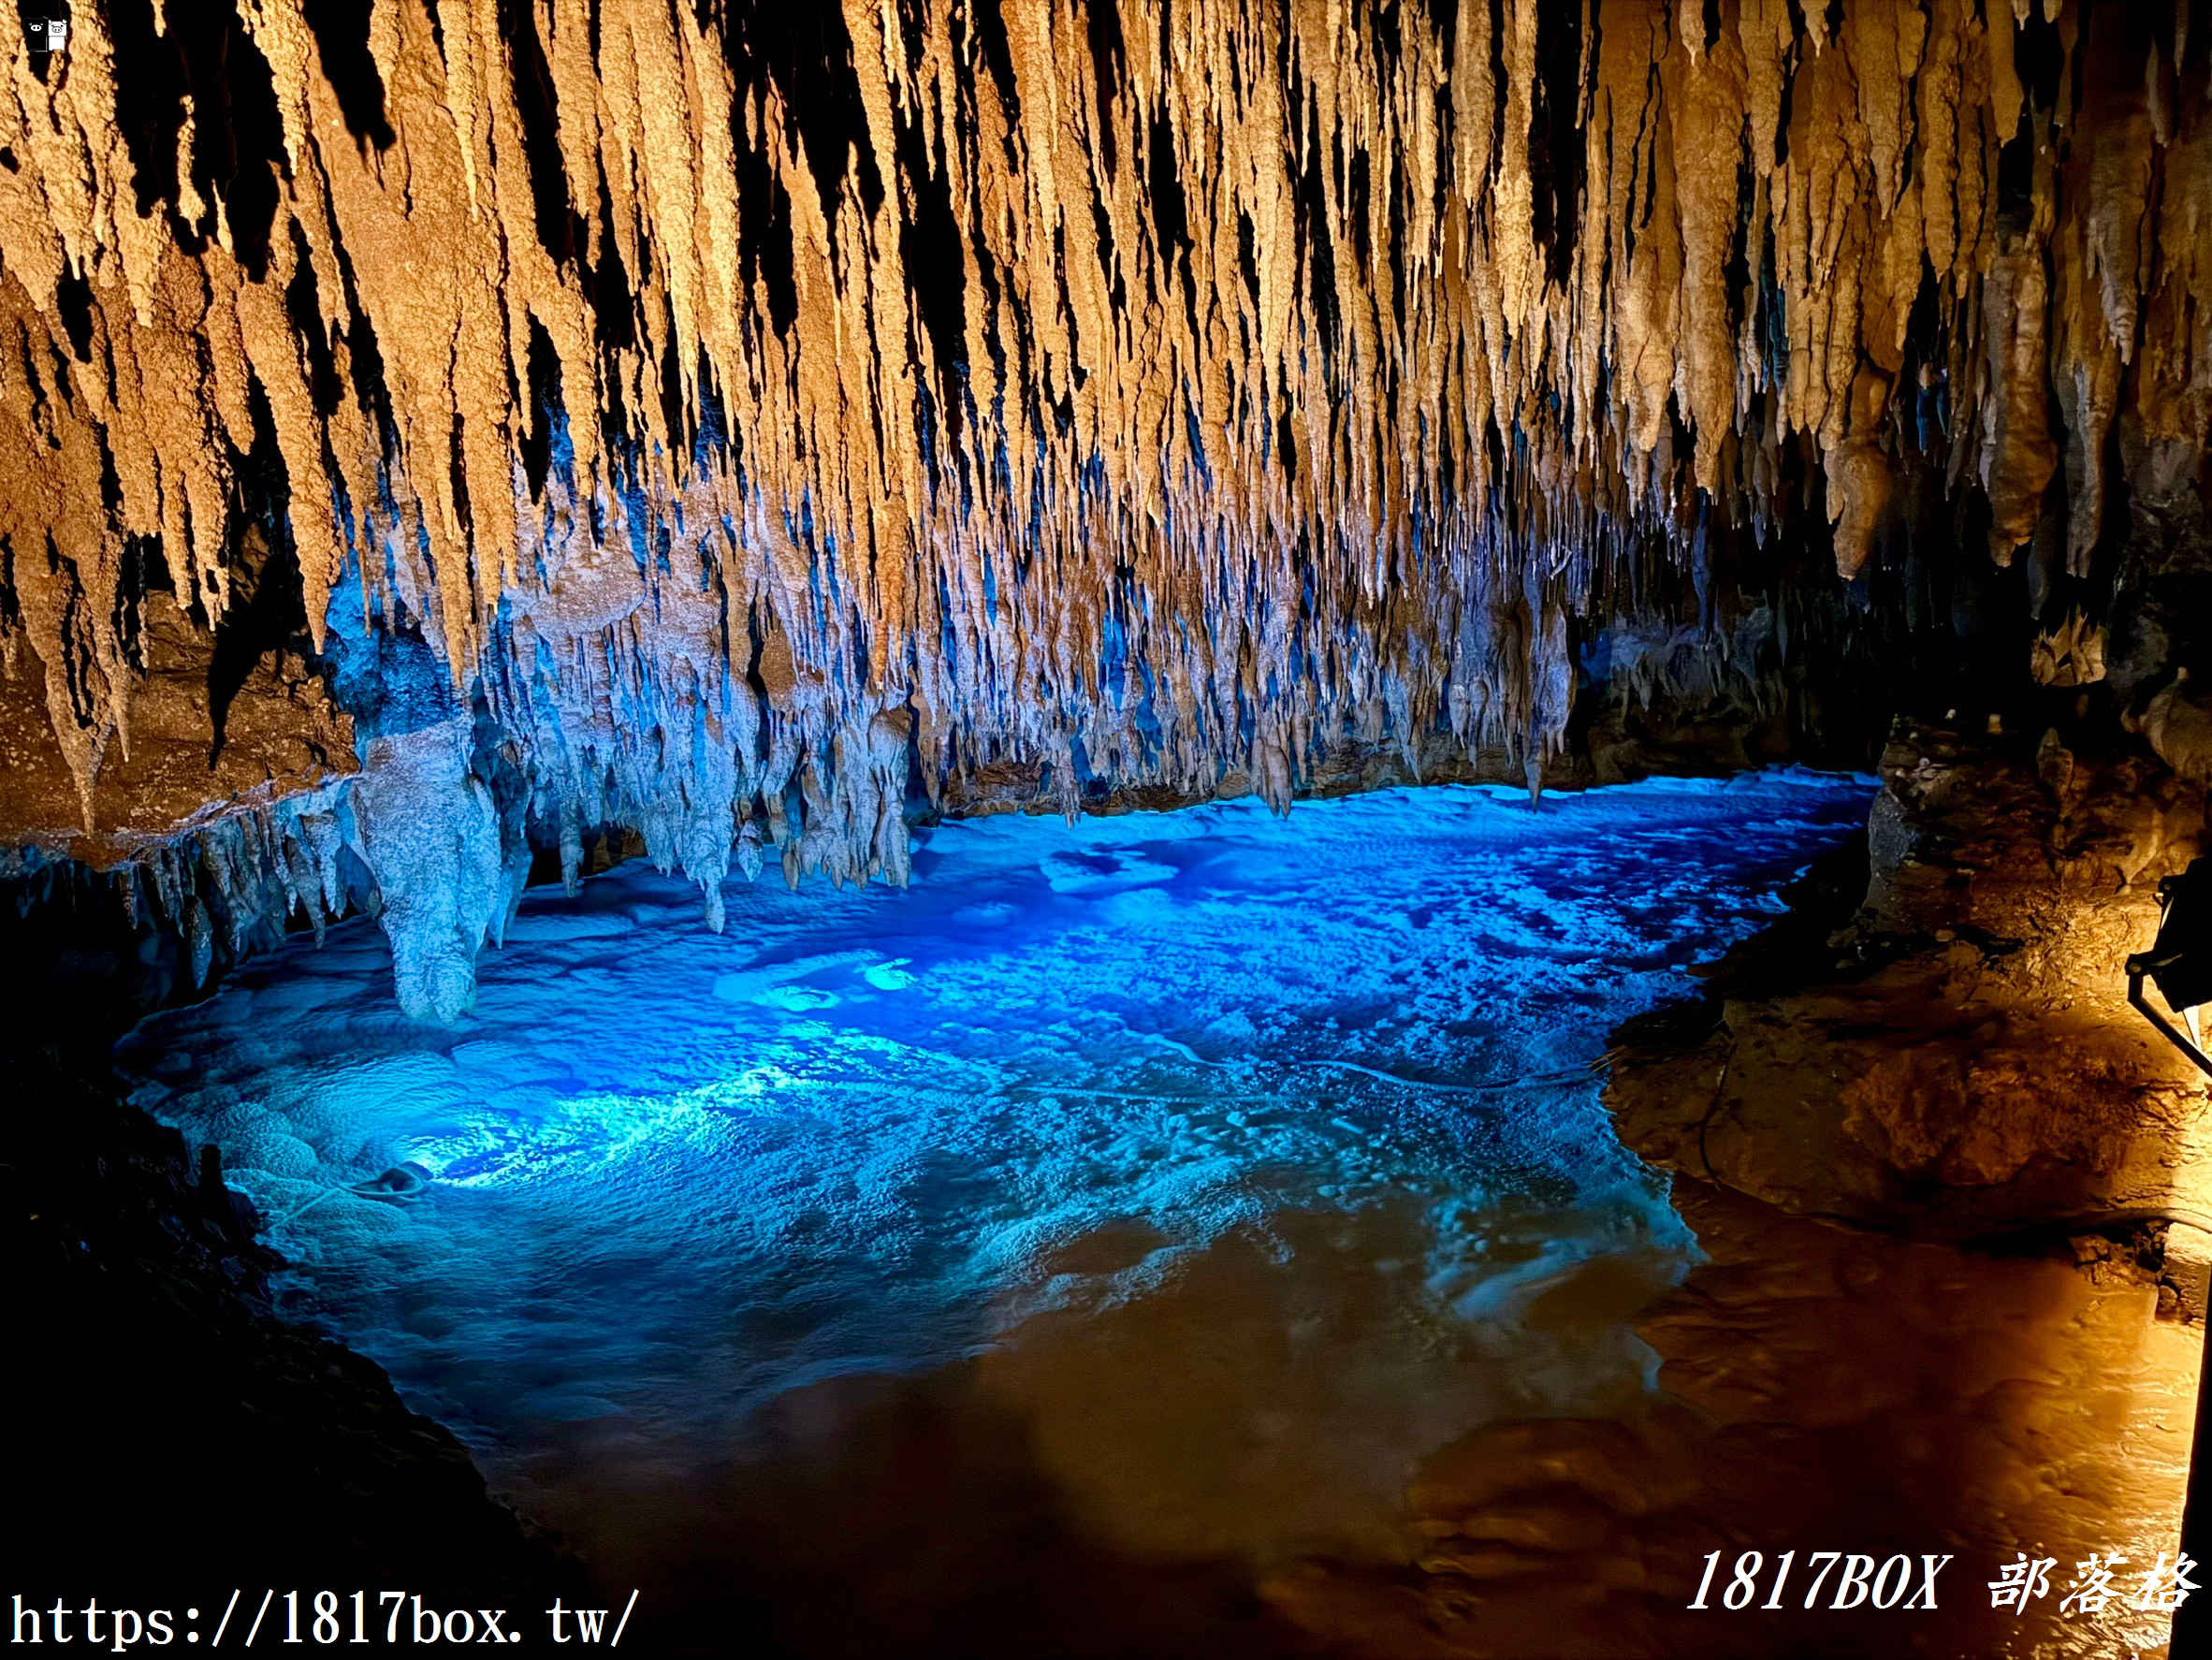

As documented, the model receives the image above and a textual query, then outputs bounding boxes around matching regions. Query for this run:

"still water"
[121,772,1871,1652]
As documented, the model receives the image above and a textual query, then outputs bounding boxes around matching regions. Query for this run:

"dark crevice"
[100,1,291,281]
[502,0,588,268]
[54,264,93,363]
[1087,0,1126,177]
[521,317,564,503]
[1529,0,1586,286]
[302,0,397,152]
[207,382,309,765]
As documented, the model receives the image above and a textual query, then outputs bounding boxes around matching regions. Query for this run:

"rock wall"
[2,1,2208,1014]
[8,1048,571,1594]
[1609,716,2212,1236]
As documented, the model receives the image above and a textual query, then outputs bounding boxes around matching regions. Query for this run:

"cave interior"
[5,2,2212,1656]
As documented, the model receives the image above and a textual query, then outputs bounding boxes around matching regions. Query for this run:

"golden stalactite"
[0,0,2196,869]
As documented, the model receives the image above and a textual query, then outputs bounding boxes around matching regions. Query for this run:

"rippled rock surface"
[119,771,1867,1635]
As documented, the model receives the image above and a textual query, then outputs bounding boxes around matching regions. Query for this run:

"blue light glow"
[121,771,1871,1565]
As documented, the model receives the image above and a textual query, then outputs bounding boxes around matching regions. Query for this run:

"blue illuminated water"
[121,772,1870,1579]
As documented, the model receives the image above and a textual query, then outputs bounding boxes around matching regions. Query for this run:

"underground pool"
[117,770,1873,1642]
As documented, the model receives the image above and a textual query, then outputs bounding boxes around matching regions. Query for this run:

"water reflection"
[120,774,1872,1648]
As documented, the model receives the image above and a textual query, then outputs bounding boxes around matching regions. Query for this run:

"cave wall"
[1,0,2208,1017]
[1610,716,2212,1233]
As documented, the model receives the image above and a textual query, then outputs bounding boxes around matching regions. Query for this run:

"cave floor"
[110,769,2196,1656]
[1275,1177,2197,1659]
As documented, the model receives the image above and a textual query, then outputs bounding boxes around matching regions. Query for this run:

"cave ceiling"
[0,0,2206,1014]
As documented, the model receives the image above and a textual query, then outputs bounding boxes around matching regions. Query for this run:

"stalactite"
[0,0,2205,1015]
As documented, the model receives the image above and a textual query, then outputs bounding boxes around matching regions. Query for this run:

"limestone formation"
[1,1,2206,1014]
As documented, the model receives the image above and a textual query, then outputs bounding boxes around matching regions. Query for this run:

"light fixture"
[2128,858,2212,1077]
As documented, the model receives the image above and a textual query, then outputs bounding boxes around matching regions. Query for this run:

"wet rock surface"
[1247,717,2212,1660]
[1609,720,2211,1235]
[5,725,2203,1660]
[1265,1179,2195,1659]
[1265,722,2208,1657]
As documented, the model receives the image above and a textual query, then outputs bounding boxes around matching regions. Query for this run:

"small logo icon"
[26,9,69,61]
